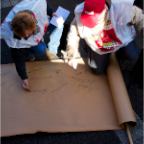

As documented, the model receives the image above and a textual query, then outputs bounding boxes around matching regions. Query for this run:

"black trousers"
[87,40,139,74]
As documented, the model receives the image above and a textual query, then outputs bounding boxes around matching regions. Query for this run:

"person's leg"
[116,40,140,69]
[47,24,64,54]
[25,41,47,56]
[87,47,111,74]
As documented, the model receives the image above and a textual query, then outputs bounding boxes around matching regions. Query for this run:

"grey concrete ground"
[1,0,143,144]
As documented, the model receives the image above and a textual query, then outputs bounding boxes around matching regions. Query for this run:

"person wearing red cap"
[67,0,143,74]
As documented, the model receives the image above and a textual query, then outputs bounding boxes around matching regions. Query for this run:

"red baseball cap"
[81,0,105,28]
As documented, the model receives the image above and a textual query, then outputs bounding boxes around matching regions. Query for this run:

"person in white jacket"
[67,0,143,74]
[1,0,63,90]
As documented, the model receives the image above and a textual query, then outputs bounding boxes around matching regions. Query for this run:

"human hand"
[22,79,30,91]
[52,12,58,17]
[68,58,78,70]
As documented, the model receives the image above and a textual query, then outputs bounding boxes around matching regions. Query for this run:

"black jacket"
[10,3,53,80]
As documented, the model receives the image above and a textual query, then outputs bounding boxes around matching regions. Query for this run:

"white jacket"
[0,0,49,48]
[67,0,143,57]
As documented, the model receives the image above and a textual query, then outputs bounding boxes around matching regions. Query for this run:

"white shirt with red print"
[74,0,136,55]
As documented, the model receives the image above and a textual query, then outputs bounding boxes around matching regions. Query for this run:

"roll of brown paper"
[107,53,136,128]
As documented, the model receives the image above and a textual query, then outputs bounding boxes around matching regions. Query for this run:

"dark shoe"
[26,54,35,61]
[57,50,68,59]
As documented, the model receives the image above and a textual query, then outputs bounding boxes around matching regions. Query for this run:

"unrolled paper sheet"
[1,54,136,137]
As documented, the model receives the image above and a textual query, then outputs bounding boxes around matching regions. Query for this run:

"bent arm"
[11,48,28,80]
[131,5,143,33]
[66,18,80,59]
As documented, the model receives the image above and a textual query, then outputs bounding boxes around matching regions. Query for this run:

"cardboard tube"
[125,123,134,144]
[107,53,136,127]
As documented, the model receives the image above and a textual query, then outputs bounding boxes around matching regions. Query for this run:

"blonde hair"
[91,8,109,35]
[11,10,36,37]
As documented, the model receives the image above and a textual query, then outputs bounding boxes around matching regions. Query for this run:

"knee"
[41,45,47,55]
[37,47,47,55]
[88,59,106,75]
[37,42,47,55]
[91,68,104,75]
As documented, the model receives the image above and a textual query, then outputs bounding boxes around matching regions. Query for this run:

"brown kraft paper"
[1,55,136,137]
